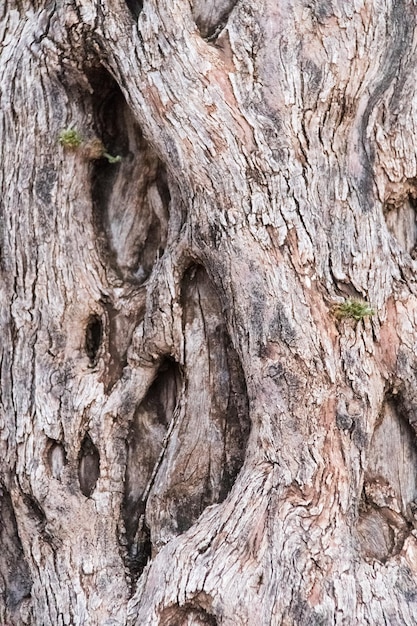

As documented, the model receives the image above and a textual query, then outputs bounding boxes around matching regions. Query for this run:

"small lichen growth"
[59,130,121,163]
[334,298,375,321]
[58,128,82,149]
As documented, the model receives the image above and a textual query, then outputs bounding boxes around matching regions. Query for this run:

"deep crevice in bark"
[181,266,251,509]
[0,485,32,624]
[141,266,250,549]
[85,314,103,366]
[122,266,250,575]
[124,0,143,20]
[357,395,417,561]
[122,358,182,580]
[88,67,170,283]
[78,434,100,498]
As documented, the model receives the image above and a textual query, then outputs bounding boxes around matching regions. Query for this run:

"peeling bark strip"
[2,0,417,624]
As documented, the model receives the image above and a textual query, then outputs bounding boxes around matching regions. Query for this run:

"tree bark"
[2,0,417,624]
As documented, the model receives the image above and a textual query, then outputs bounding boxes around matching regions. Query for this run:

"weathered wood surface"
[1,0,417,624]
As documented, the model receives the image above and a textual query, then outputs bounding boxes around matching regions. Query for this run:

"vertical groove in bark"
[123,358,182,579]
[144,265,250,550]
[123,265,250,573]
[88,67,170,283]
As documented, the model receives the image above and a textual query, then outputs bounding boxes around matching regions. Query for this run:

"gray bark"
[1,0,417,624]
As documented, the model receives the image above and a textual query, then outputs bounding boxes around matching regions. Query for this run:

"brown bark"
[1,0,417,624]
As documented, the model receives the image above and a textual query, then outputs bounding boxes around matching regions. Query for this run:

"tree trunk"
[2,0,417,624]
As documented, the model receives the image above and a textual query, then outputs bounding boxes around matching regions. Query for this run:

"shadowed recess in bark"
[192,0,238,40]
[160,603,218,626]
[124,0,143,20]
[142,265,250,550]
[46,439,67,480]
[85,314,103,366]
[0,486,32,623]
[384,194,417,256]
[78,434,100,497]
[122,358,182,579]
[88,68,170,282]
[357,396,417,561]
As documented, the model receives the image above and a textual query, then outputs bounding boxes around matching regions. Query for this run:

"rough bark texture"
[2,0,417,624]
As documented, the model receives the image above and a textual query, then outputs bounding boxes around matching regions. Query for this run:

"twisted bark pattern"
[1,0,417,624]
